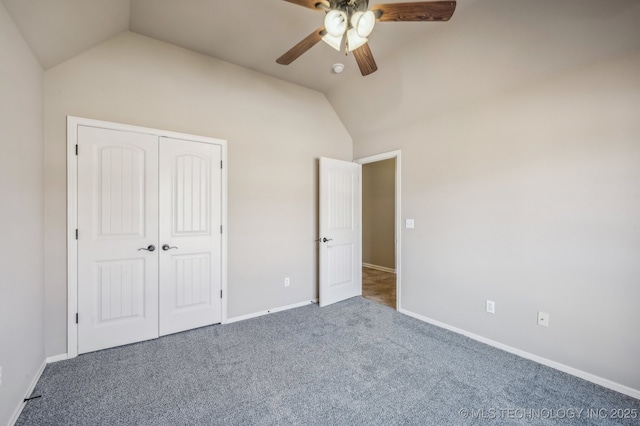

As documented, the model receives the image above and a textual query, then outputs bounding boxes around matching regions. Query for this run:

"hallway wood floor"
[362,267,396,309]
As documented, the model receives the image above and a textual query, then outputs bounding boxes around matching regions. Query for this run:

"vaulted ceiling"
[3,0,475,92]
[4,0,640,140]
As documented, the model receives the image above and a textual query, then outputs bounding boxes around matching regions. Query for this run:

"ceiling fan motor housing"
[326,0,369,13]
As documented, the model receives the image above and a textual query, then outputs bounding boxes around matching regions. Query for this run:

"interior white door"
[319,157,362,307]
[158,137,222,336]
[77,126,159,354]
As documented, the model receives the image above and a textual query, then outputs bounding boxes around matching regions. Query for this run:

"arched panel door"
[77,126,159,354]
[158,137,222,336]
[318,157,362,307]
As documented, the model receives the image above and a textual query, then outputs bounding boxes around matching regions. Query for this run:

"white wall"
[44,32,352,357]
[0,3,45,425]
[352,50,640,392]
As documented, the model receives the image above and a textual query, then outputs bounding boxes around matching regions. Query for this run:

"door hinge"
[220,225,222,234]
[220,160,223,169]
[75,144,78,155]
[220,290,223,299]
[75,229,78,240]
[75,313,78,324]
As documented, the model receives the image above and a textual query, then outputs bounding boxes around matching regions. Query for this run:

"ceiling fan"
[276,0,457,76]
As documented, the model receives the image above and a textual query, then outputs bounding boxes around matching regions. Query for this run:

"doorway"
[356,151,401,310]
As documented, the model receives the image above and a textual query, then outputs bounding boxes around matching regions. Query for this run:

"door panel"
[77,126,159,354]
[328,243,354,286]
[319,157,362,307]
[173,254,211,308]
[159,137,222,336]
[96,259,145,321]
[173,154,211,234]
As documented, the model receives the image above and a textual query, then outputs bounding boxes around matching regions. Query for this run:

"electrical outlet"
[537,311,550,327]
[486,300,495,314]
[284,277,290,287]
[405,219,415,229]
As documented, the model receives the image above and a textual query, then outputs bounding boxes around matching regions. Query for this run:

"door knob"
[162,244,178,251]
[322,238,333,243]
[138,245,156,252]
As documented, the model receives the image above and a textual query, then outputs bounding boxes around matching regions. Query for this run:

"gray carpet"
[17,297,640,425]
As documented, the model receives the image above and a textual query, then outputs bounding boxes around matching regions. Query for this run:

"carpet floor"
[17,297,639,425]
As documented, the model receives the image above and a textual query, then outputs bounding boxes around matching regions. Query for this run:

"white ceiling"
[2,0,130,70]
[327,0,640,140]
[3,0,479,92]
[4,0,640,139]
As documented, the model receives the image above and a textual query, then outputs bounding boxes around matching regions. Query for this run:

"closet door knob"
[162,244,178,251]
[138,245,156,252]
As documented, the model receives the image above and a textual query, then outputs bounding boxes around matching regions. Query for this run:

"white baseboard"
[225,299,318,324]
[9,359,46,426]
[399,308,640,400]
[46,353,68,363]
[362,263,396,274]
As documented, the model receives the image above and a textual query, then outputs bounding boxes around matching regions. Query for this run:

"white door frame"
[67,116,228,359]
[355,150,402,311]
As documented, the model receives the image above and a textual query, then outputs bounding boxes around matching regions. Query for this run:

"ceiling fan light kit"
[277,0,457,76]
[322,9,375,53]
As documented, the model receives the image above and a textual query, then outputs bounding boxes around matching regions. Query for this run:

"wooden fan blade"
[353,43,378,76]
[282,0,329,12]
[276,27,327,65]
[371,1,456,22]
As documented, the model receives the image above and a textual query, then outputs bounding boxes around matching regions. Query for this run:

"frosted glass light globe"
[351,10,376,38]
[324,10,348,37]
[322,33,342,51]
[346,28,367,51]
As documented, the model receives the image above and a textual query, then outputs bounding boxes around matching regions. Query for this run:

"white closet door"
[77,126,159,354]
[158,137,222,336]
